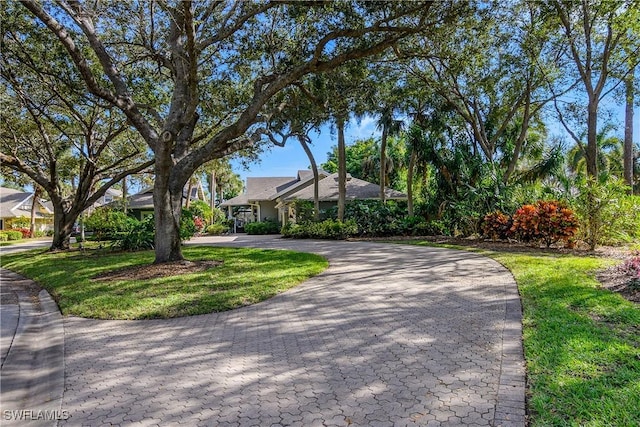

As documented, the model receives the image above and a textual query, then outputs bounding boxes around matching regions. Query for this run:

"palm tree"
[406,125,429,217]
[377,106,404,202]
[567,126,624,180]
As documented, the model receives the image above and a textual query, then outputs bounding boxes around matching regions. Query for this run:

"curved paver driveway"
[61,236,524,426]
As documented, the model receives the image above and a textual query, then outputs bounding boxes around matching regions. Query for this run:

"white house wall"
[258,200,279,222]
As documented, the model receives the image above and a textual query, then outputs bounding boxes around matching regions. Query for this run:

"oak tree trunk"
[153,154,185,263]
[49,199,80,251]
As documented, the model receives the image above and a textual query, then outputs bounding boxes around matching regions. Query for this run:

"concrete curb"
[0,270,65,427]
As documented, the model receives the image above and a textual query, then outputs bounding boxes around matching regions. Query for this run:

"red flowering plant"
[482,211,513,241]
[511,201,579,247]
[11,228,32,238]
[193,216,205,233]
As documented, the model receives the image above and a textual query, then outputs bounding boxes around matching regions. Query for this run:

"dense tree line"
[1,1,638,259]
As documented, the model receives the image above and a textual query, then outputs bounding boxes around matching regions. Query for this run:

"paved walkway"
[2,236,525,426]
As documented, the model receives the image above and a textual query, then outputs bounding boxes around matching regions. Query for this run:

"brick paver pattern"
[61,239,525,426]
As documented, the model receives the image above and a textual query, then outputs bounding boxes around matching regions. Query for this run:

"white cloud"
[347,115,379,140]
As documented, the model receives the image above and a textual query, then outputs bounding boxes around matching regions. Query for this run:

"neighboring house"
[125,182,206,220]
[221,170,407,226]
[0,187,54,231]
[95,188,123,208]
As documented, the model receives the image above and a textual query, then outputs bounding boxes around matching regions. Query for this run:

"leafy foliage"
[282,219,358,240]
[343,200,407,236]
[245,221,280,235]
[205,224,229,235]
[186,201,213,225]
[574,179,635,249]
[117,216,154,252]
[1,230,24,241]
[84,207,138,240]
[482,211,513,241]
[510,201,579,247]
[179,210,197,242]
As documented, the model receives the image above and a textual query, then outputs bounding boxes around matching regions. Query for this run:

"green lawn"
[0,246,327,319]
[412,241,640,427]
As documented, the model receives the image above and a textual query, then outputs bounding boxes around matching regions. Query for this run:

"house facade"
[125,182,206,220]
[220,170,407,227]
[0,187,53,231]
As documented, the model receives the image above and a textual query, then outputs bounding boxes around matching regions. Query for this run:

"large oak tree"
[1,7,152,249]
[17,0,447,262]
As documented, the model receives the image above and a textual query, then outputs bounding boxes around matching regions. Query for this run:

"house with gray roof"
[220,170,407,227]
[0,187,53,231]
[125,181,206,220]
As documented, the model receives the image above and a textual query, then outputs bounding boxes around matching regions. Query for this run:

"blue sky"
[231,115,379,181]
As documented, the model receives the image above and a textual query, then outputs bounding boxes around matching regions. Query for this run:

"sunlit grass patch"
[1,246,327,319]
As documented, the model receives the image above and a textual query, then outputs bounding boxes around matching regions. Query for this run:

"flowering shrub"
[193,216,205,233]
[511,200,579,247]
[482,211,513,241]
[11,228,32,239]
[620,254,640,281]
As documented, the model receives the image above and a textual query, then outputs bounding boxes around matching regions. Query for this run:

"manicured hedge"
[245,221,280,235]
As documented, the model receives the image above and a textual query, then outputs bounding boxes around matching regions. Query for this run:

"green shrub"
[116,216,154,251]
[245,220,280,235]
[343,200,407,236]
[180,209,197,241]
[282,219,357,240]
[413,220,449,236]
[573,179,633,249]
[84,207,138,240]
[12,228,31,238]
[4,230,24,241]
[206,224,229,235]
[186,200,213,223]
[292,200,316,222]
[0,232,8,241]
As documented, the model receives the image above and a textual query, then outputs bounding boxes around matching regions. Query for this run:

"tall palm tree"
[406,125,429,217]
[377,106,404,202]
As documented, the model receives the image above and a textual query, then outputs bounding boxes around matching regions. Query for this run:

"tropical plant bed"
[0,246,328,319]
